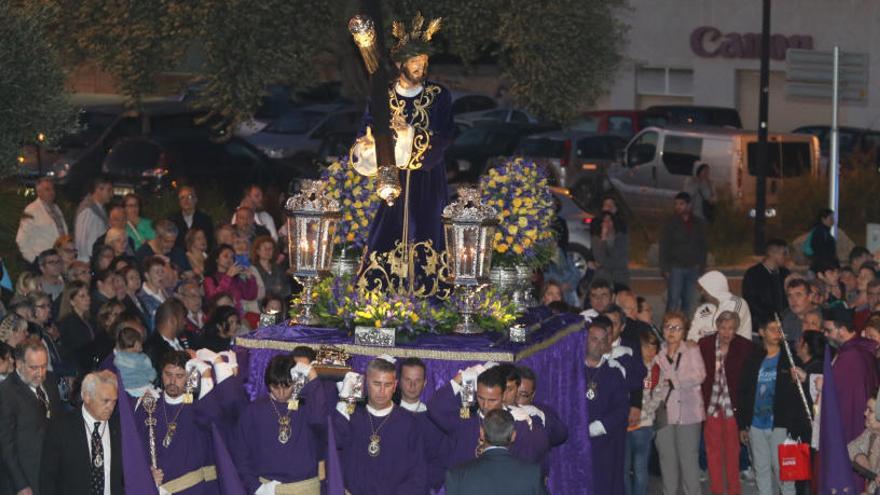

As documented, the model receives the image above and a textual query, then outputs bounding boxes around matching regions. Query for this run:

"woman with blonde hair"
[653,311,706,495]
[15,271,40,299]
[0,314,29,347]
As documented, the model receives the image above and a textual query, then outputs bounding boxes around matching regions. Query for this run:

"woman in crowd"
[15,271,40,299]
[0,314,30,348]
[251,235,290,302]
[91,300,125,367]
[118,265,148,325]
[57,280,96,374]
[541,281,563,307]
[123,193,155,250]
[654,311,706,495]
[625,330,667,495]
[91,244,116,274]
[204,244,257,319]
[848,398,880,494]
[200,305,240,352]
[698,311,753,495]
[54,234,77,274]
[26,291,69,372]
[591,211,630,288]
[185,228,209,278]
[738,318,810,495]
[104,227,131,259]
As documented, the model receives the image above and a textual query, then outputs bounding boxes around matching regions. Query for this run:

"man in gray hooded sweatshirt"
[688,270,753,342]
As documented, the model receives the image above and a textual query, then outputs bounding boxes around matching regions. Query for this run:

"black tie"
[35,387,50,418]
[90,421,104,495]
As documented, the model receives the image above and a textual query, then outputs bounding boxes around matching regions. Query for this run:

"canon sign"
[690,26,813,60]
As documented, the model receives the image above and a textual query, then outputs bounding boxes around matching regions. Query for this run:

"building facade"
[598,0,880,132]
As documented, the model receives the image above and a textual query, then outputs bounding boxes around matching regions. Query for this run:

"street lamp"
[285,180,341,325]
[442,187,498,334]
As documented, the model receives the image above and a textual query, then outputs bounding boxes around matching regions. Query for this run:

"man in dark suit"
[0,339,63,495]
[168,186,215,251]
[445,409,546,495]
[40,370,123,495]
[143,300,189,376]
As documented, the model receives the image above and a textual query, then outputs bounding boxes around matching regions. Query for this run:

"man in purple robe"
[823,308,880,443]
[134,350,239,495]
[397,357,450,492]
[427,364,550,470]
[516,366,569,480]
[583,316,629,495]
[333,356,427,494]
[233,354,325,495]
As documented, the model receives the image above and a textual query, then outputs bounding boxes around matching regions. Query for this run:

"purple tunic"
[332,405,427,495]
[134,379,238,495]
[410,407,452,490]
[232,379,326,493]
[583,362,629,495]
[832,336,879,444]
[426,382,550,469]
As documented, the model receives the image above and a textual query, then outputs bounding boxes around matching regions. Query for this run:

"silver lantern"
[442,187,498,334]
[285,180,341,325]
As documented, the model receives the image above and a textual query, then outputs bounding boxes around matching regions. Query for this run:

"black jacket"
[445,448,547,495]
[809,223,837,267]
[58,313,97,375]
[736,347,811,441]
[742,263,790,334]
[40,410,124,495]
[0,372,63,495]
[169,209,215,251]
[144,331,189,376]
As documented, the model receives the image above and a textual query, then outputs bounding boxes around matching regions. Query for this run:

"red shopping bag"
[778,441,812,481]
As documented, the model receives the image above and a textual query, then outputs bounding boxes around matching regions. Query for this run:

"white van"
[607,126,820,213]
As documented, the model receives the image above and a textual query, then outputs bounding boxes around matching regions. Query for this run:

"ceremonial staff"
[775,313,813,421]
[141,394,159,469]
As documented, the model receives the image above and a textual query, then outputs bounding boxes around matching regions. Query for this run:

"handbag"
[653,353,682,431]
[778,438,811,481]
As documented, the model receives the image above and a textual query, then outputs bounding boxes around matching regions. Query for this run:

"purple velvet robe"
[332,405,427,495]
[426,382,550,469]
[361,82,455,255]
[584,361,629,495]
[134,379,238,495]
[534,401,569,478]
[232,379,326,493]
[832,336,880,443]
[411,407,452,490]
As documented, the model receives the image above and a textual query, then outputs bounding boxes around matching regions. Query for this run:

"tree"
[0,1,72,177]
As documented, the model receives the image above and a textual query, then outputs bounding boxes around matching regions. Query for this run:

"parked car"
[607,126,820,214]
[455,107,540,129]
[516,131,626,207]
[642,105,743,129]
[445,122,555,185]
[568,110,647,139]
[100,135,307,204]
[242,104,361,174]
[792,125,880,171]
[551,187,594,279]
[450,92,497,115]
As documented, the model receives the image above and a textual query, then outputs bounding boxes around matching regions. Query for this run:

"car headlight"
[261,147,287,159]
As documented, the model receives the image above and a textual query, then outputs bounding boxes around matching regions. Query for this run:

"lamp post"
[442,187,498,334]
[285,180,341,325]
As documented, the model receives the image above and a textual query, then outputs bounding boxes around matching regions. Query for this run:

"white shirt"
[399,400,427,413]
[366,404,394,417]
[182,212,195,229]
[141,283,167,303]
[160,334,184,351]
[82,407,111,495]
[16,199,68,263]
[74,201,108,261]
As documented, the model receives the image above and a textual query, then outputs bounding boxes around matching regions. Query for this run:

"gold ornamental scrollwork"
[356,239,451,299]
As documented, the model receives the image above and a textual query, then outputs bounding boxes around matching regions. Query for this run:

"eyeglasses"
[663,324,684,332]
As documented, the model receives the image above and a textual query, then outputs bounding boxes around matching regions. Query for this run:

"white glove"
[519,404,546,426]
[185,359,211,376]
[219,350,238,367]
[507,405,533,430]
[195,349,220,364]
[158,487,171,495]
[338,372,361,399]
[291,363,312,379]
[213,361,236,383]
[255,480,279,495]
[588,420,607,437]
[483,361,500,370]
[376,354,396,365]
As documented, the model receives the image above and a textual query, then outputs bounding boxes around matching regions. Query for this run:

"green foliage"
[0,1,72,177]
[390,0,627,123]
[187,0,342,132]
